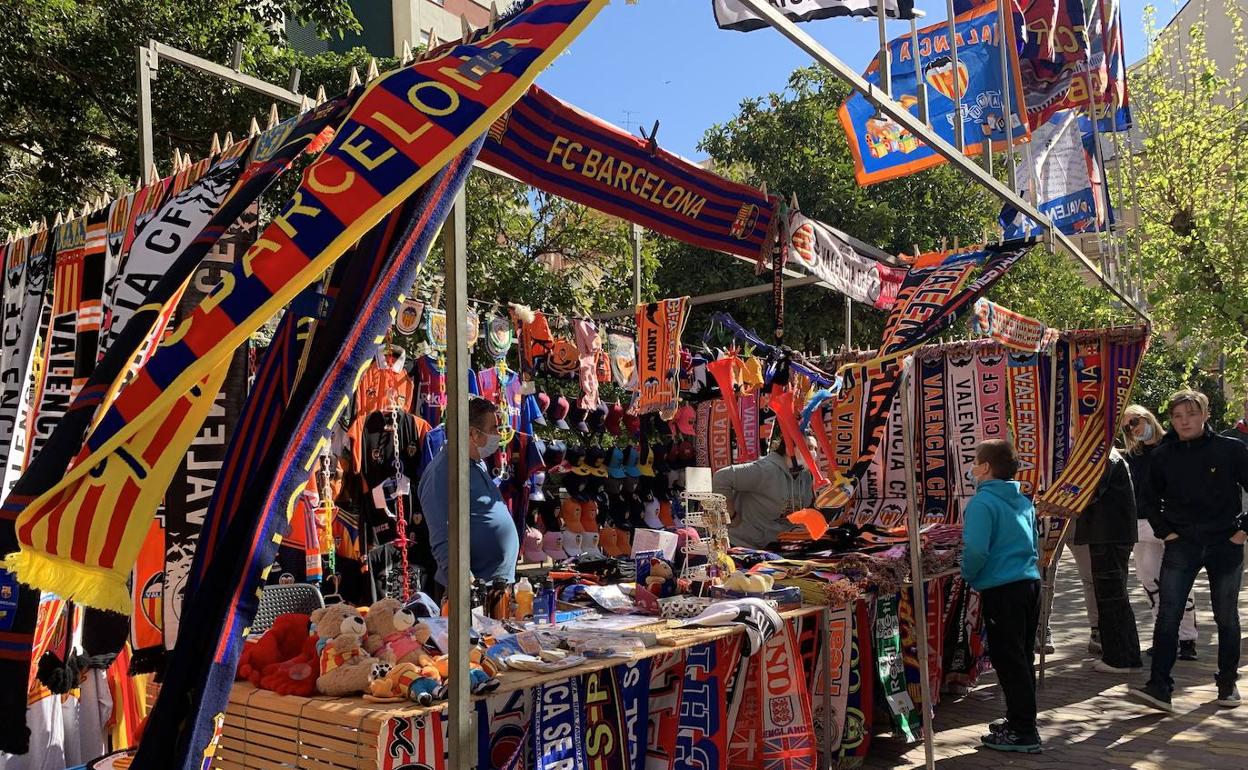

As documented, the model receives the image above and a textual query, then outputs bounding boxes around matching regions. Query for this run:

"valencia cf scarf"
[709,398,734,472]
[533,677,587,770]
[945,348,980,511]
[976,347,1008,442]
[874,594,920,743]
[482,84,778,263]
[917,355,950,525]
[810,606,853,756]
[675,636,742,770]
[477,688,531,770]
[1007,352,1047,497]
[971,298,1058,352]
[834,599,874,769]
[135,145,482,770]
[617,657,652,770]
[129,517,165,671]
[631,297,689,417]
[1037,332,1147,517]
[739,391,761,462]
[646,651,686,770]
[0,231,52,501]
[2,0,606,613]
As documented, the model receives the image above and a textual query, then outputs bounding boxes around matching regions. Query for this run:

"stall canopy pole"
[443,190,477,768]
[995,0,1017,192]
[877,0,892,99]
[944,0,966,152]
[899,355,937,770]
[731,0,1150,323]
[844,295,853,349]
[910,17,930,126]
[631,223,644,307]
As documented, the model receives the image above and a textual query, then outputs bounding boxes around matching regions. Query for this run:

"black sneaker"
[1179,640,1198,661]
[1035,627,1055,654]
[981,718,1009,742]
[1128,682,1174,713]
[1217,683,1241,709]
[981,726,1042,753]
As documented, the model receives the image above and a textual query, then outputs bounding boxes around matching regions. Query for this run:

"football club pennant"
[713,0,915,29]
[482,85,777,263]
[1,0,607,613]
[999,111,1101,237]
[972,297,1058,352]
[1037,331,1146,517]
[630,297,689,418]
[839,3,1030,185]
[785,212,901,309]
[0,232,52,501]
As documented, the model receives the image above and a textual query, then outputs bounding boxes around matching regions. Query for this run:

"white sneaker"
[1092,660,1142,674]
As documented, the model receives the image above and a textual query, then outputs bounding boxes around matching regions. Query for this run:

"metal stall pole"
[1037,344,1061,684]
[899,355,937,770]
[877,0,892,98]
[137,46,156,184]
[996,0,1018,192]
[944,0,965,152]
[631,223,643,307]
[844,296,853,350]
[444,189,477,768]
[910,16,930,126]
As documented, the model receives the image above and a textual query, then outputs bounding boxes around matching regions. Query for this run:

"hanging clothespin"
[210,133,222,155]
[148,161,160,184]
[639,120,660,155]
[759,180,769,198]
[490,2,501,29]
[315,85,327,105]
[172,148,182,170]
[427,29,441,54]
[461,15,473,43]
[268,102,280,130]
[953,236,960,250]
[365,57,380,82]
[300,94,312,113]
[400,40,413,65]
[940,236,948,251]
[790,192,800,213]
[249,116,261,137]
[348,66,362,90]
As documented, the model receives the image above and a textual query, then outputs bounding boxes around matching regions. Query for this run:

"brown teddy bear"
[364,598,436,668]
[310,604,377,696]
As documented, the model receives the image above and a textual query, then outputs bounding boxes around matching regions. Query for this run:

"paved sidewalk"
[864,549,1248,769]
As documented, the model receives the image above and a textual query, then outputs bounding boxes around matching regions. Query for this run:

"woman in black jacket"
[1123,404,1198,660]
[1073,447,1142,672]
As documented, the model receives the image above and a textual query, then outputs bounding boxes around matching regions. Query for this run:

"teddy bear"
[363,598,436,668]
[645,558,677,598]
[310,604,377,696]
[365,661,443,704]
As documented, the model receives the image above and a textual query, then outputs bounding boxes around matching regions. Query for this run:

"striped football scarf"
[0,231,52,501]
[976,347,1008,442]
[2,0,605,613]
[646,651,686,770]
[917,354,950,524]
[1037,332,1147,517]
[476,689,531,770]
[945,347,980,510]
[533,677,587,770]
[135,144,480,770]
[675,637,743,770]
[971,297,1058,352]
[1006,351,1048,497]
[631,297,690,417]
[875,594,920,743]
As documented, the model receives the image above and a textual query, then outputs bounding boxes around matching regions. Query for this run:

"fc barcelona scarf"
[1006,352,1047,497]
[1037,332,1147,517]
[135,145,482,770]
[482,84,777,263]
[917,354,950,524]
[675,636,742,770]
[0,231,52,501]
[630,297,689,417]
[533,677,587,770]
[2,0,606,613]
[646,651,686,770]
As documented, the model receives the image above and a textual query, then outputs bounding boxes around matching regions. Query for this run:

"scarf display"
[160,211,255,653]
[135,145,482,770]
[1006,352,1047,496]
[874,594,920,743]
[785,212,900,309]
[834,599,875,769]
[74,210,109,392]
[482,85,777,263]
[728,623,817,770]
[477,689,530,770]
[917,354,950,524]
[379,712,447,770]
[1050,340,1073,478]
[129,517,165,670]
[1038,332,1147,517]
[581,665,628,770]
[739,391,761,463]
[0,231,52,501]
[675,637,742,770]
[811,605,853,756]
[972,297,1059,352]
[2,0,605,613]
[630,297,689,417]
[645,651,685,770]
[945,348,980,506]
[616,657,652,770]
[533,677,587,770]
[708,398,734,472]
[713,0,915,30]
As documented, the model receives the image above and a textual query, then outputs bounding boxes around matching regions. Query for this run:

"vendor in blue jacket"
[961,438,1042,754]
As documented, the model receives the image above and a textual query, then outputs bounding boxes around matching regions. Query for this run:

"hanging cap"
[673,404,696,437]
[623,411,641,437]
[587,403,608,433]
[549,395,571,430]
[605,401,625,435]
[567,404,590,434]
[535,392,552,422]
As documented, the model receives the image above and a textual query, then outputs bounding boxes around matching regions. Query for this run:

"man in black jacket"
[1129,390,1248,713]
[1073,448,1142,673]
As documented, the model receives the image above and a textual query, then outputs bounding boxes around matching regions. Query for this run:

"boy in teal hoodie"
[962,439,1043,753]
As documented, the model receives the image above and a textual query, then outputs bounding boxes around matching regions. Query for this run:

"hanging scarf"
[0,231,52,501]
[674,637,742,770]
[729,621,817,770]
[379,712,446,770]
[532,676,587,770]
[75,211,110,393]
[1051,340,1072,478]
[945,348,980,511]
[135,145,482,770]
[1006,352,1047,497]
[160,210,255,653]
[739,391,761,463]
[1,0,606,613]
[874,594,920,743]
[820,363,866,499]
[917,354,950,524]
[976,347,1008,441]
[834,599,874,769]
[617,657,652,770]
[477,688,531,770]
[709,398,734,472]
[582,665,629,770]
[630,297,689,417]
[811,605,853,757]
[1037,332,1147,517]
[129,517,165,672]
[924,578,946,707]
[971,297,1059,352]
[645,651,686,770]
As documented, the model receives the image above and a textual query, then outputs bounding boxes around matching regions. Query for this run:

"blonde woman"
[1123,404,1198,660]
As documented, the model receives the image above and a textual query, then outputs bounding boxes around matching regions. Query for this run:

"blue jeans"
[1147,538,1244,692]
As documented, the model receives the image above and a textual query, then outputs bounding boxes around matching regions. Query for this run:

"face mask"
[1138,422,1155,442]
[479,433,501,458]
[964,468,977,484]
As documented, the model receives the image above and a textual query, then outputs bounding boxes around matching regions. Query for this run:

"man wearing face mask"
[418,397,519,601]
[712,433,817,549]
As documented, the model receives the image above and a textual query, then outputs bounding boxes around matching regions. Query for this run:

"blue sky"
[536,0,1184,158]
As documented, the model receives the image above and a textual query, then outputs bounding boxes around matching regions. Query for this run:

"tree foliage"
[1125,2,1248,403]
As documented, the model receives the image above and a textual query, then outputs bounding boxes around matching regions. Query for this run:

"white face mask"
[1137,422,1155,442]
[475,429,501,458]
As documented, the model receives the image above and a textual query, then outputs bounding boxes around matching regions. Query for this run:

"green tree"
[1124,3,1248,411]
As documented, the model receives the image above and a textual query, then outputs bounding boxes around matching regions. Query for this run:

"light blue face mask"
[964,468,978,485]
[1138,422,1156,443]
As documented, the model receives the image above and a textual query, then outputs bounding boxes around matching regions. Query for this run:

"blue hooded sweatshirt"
[961,479,1041,591]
